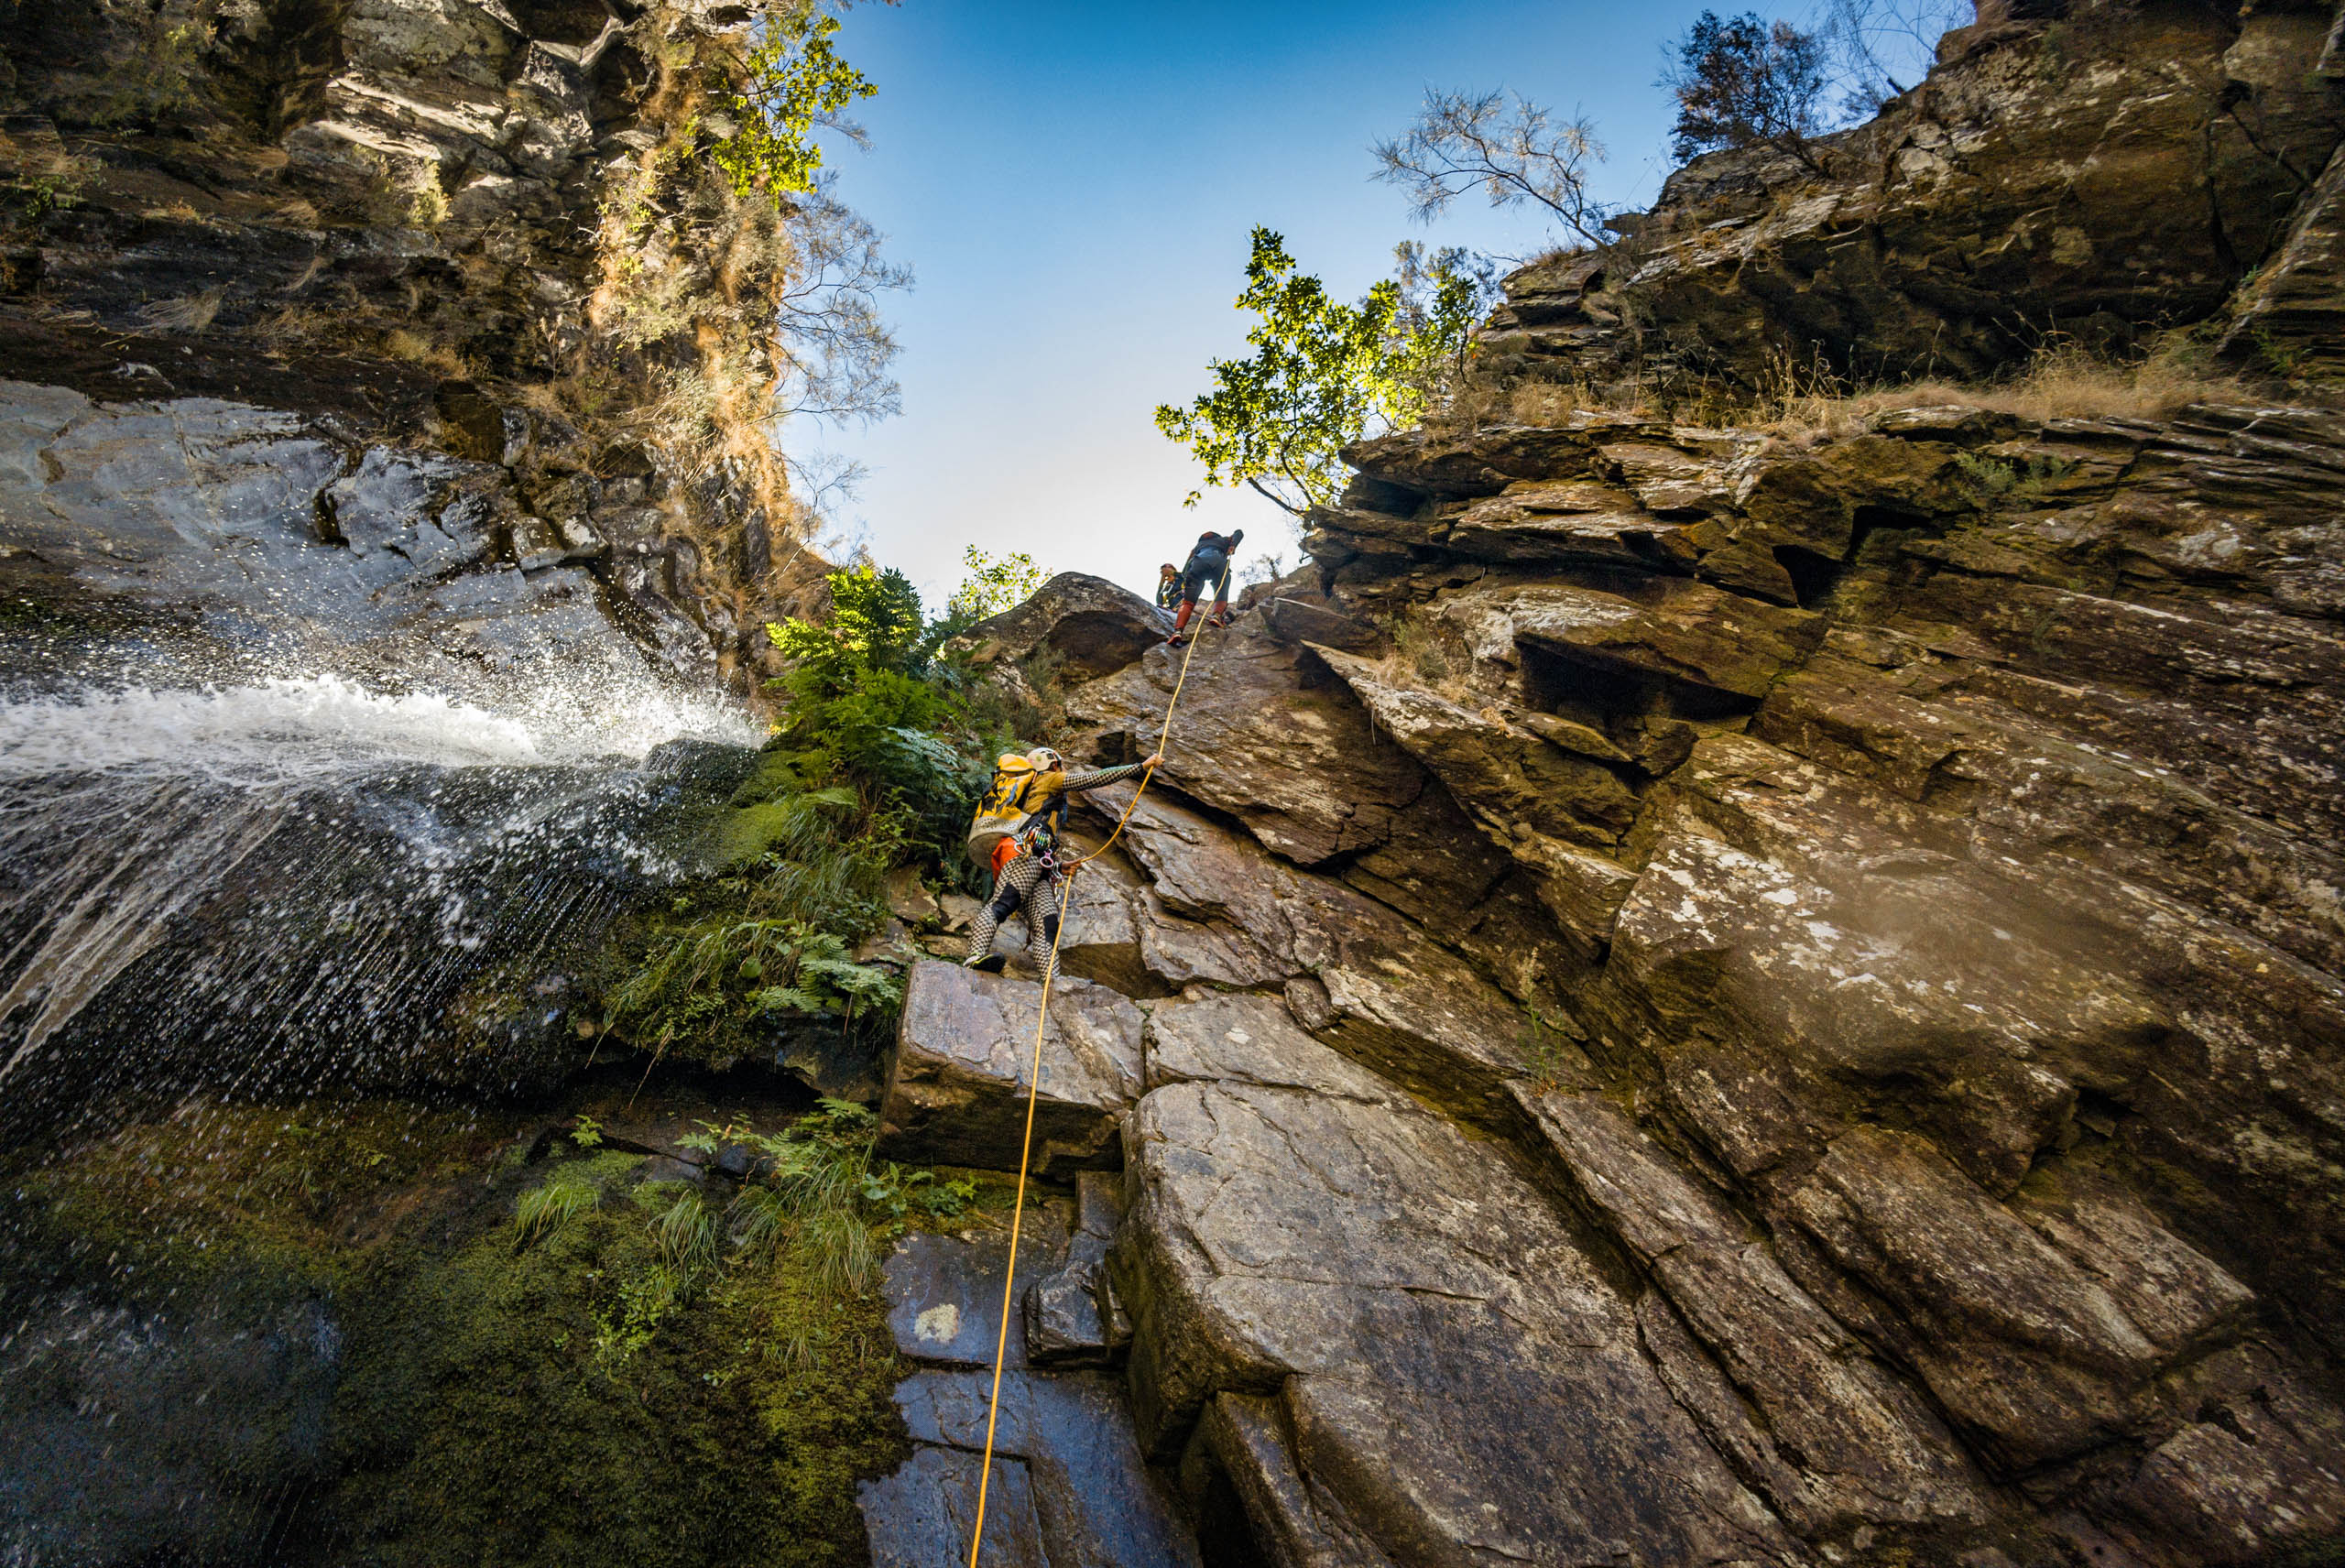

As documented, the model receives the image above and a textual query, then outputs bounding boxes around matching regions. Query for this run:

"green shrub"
[1953,449,2074,508]
[711,7,876,207]
[597,551,1062,1070]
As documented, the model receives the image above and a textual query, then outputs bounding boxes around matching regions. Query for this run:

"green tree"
[1155,230,1489,517]
[1392,241,1500,411]
[714,5,878,206]
[768,564,924,698]
[941,548,1050,628]
[1663,11,1829,164]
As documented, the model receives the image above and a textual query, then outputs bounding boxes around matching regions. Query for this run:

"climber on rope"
[1155,561,1183,614]
[1164,528,1242,648]
[962,746,1161,979]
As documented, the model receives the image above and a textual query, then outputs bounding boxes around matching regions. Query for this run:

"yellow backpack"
[968,753,1066,848]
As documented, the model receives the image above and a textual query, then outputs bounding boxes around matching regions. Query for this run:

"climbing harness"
[964,610,1217,1568]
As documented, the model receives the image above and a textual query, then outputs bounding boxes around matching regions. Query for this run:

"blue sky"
[800,0,1803,608]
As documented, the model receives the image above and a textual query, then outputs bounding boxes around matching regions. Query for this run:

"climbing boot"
[963,951,1006,975]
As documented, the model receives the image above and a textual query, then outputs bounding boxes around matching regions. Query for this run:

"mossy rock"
[2,1101,911,1568]
[727,748,802,809]
[323,1148,908,1568]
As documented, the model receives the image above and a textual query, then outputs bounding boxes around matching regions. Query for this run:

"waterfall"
[0,668,763,1148]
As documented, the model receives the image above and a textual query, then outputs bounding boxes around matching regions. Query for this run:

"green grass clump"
[513,1166,603,1247]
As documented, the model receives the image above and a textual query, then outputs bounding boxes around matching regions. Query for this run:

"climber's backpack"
[969,753,1067,847]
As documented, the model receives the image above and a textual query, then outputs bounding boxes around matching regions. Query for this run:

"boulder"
[946,572,1168,681]
[878,962,1144,1176]
[1066,625,1514,918]
[1310,646,1640,846]
[1066,630,1431,866]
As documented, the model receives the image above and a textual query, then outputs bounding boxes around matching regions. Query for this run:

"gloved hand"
[1228,528,1244,549]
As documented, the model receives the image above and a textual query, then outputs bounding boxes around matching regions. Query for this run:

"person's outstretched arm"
[1062,754,1165,792]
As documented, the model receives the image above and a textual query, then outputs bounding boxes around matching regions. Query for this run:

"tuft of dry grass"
[1505,376,1658,426]
[1495,339,2270,446]
[382,328,469,377]
[135,284,225,332]
[256,304,331,345]
[1749,339,2266,445]
[1510,381,1582,425]
[1364,610,1495,712]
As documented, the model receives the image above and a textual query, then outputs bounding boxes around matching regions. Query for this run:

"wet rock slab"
[884,1210,1071,1369]
[879,1369,1200,1568]
[862,1444,1047,1568]
[864,1204,1200,1568]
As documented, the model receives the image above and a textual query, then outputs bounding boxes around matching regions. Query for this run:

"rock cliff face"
[1483,0,2345,394]
[870,5,2345,1563]
[0,0,829,692]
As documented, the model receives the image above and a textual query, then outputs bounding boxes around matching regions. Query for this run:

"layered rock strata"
[0,0,831,690]
[1482,0,2345,392]
[878,389,2345,1565]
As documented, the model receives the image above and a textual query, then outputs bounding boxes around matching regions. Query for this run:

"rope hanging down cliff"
[964,614,1217,1568]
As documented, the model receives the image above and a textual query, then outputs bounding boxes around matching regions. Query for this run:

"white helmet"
[1027,746,1063,771]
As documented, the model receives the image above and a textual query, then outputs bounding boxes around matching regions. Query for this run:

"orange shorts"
[989,837,1020,877]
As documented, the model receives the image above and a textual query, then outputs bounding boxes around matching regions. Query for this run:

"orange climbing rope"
[964,614,1216,1568]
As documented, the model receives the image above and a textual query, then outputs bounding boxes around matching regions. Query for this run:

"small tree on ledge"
[1663,10,1830,167]
[1154,229,1489,517]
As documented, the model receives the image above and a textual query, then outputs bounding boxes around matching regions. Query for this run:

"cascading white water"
[0,670,760,781]
[0,665,766,1140]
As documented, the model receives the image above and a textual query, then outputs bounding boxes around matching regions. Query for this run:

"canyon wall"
[878,5,2345,1564]
[0,0,830,694]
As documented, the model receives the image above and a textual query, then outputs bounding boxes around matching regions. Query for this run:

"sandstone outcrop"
[878,190,2345,1565]
[0,0,833,691]
[945,572,1169,681]
[1480,0,2345,392]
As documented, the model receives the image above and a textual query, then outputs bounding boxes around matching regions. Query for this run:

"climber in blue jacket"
[1165,528,1242,647]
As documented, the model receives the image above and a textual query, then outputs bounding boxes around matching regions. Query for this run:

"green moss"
[7,1096,919,1568]
[715,795,813,869]
[727,748,804,809]
[4,1099,496,1308]
[324,1147,907,1568]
